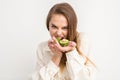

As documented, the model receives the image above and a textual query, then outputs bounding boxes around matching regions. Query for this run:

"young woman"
[32,2,96,80]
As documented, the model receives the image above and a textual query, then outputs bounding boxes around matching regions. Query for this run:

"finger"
[52,36,59,44]
[62,45,76,52]
[48,39,52,44]
[69,41,76,47]
[48,40,54,48]
[48,45,55,52]
[54,43,63,52]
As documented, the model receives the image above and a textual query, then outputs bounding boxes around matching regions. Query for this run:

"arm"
[66,49,96,80]
[66,33,97,80]
[32,43,59,80]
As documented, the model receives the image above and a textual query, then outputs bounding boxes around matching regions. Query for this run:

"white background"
[0,0,120,80]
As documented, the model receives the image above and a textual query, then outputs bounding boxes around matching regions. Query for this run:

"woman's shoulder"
[79,32,89,39]
[36,41,48,51]
[79,32,90,46]
[37,41,48,48]
[36,41,49,56]
[79,32,91,56]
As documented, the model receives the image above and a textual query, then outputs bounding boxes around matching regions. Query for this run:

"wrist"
[52,53,62,66]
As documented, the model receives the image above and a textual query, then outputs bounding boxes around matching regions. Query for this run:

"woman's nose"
[56,30,62,36]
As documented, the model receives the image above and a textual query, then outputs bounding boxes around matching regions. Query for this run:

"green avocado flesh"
[57,38,69,46]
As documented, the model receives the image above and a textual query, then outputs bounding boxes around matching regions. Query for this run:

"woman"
[32,2,96,80]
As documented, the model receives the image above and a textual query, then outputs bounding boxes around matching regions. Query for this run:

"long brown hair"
[46,3,95,71]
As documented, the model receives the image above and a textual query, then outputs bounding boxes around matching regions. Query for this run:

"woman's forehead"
[50,14,68,26]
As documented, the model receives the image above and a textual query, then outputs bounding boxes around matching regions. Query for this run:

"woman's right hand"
[48,36,76,66]
[48,37,63,66]
[48,36,76,54]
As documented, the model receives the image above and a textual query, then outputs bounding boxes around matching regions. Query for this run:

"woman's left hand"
[51,36,76,53]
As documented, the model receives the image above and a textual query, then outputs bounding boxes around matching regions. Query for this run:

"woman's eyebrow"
[51,24,57,27]
[51,23,68,28]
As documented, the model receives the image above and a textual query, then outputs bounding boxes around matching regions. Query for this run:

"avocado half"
[57,38,69,46]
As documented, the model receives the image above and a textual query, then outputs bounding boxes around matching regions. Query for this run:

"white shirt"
[31,33,97,80]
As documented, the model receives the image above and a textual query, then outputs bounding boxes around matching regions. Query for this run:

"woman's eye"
[51,25,57,28]
[62,27,68,30]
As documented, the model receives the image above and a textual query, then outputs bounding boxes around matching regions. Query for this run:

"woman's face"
[49,14,68,39]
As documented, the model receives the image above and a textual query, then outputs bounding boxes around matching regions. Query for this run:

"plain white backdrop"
[0,0,120,80]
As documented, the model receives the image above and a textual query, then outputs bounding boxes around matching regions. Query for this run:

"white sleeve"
[66,32,97,80]
[32,61,59,80]
[66,49,96,80]
[31,44,59,80]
